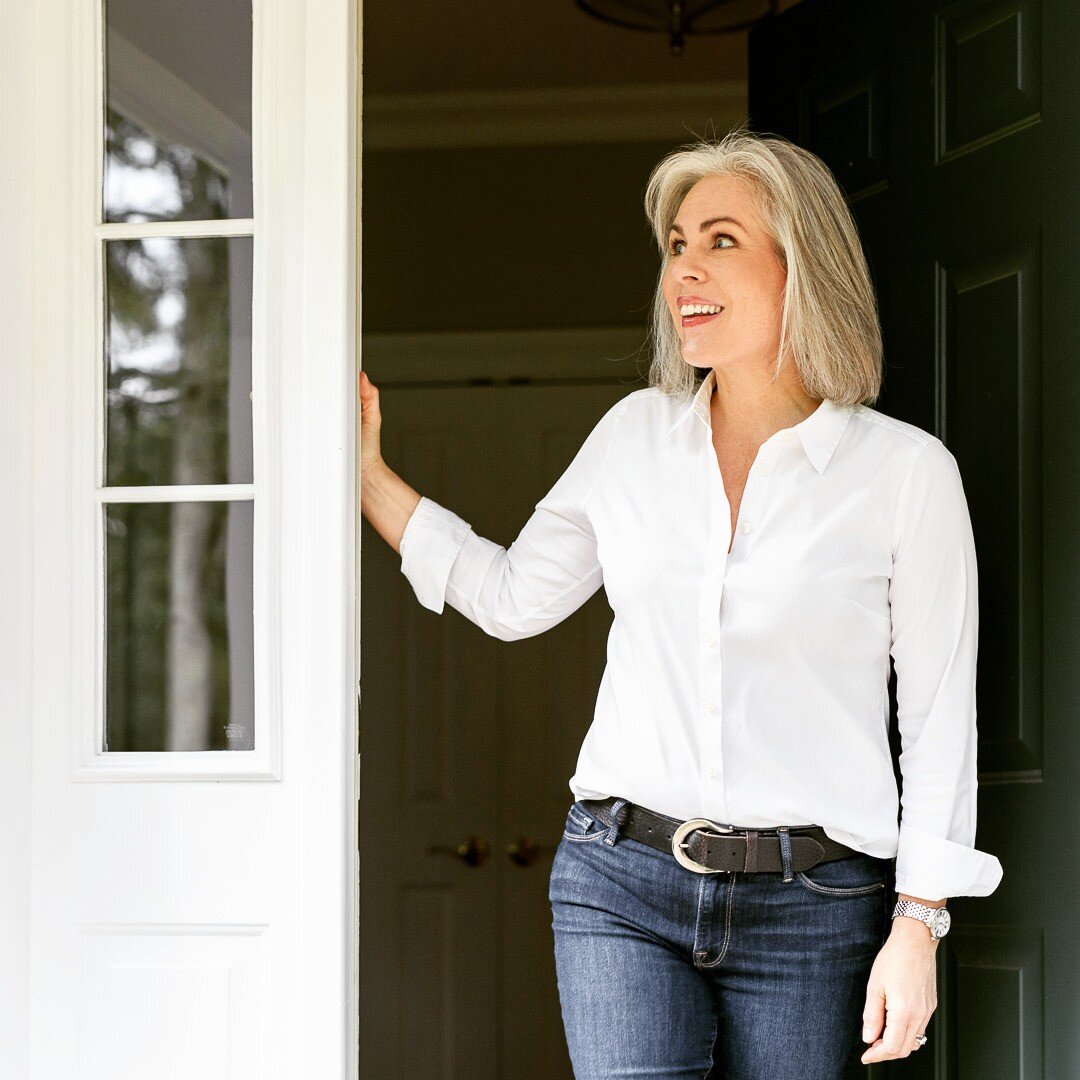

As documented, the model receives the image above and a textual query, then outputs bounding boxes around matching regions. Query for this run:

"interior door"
[27,1,358,1077]
[749,1,1078,1075]
[359,362,633,1078]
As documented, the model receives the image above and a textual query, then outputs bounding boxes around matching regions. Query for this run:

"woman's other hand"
[859,920,938,1064]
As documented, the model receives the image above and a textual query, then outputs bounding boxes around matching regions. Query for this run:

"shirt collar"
[663,368,854,475]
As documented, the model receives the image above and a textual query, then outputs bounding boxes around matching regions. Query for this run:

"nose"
[674,250,708,282]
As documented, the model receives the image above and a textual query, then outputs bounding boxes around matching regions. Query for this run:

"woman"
[358,128,1003,1079]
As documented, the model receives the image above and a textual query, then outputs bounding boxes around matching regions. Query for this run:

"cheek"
[733,277,784,325]
[662,273,679,307]
[763,265,787,312]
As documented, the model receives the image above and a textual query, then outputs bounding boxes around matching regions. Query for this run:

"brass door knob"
[506,835,555,867]
[426,835,490,867]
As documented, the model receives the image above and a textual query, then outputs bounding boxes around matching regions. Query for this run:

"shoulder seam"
[582,393,632,513]
[890,439,937,558]
[850,405,937,448]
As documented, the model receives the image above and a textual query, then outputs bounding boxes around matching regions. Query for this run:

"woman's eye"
[668,233,735,255]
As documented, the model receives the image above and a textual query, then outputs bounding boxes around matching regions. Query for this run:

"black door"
[749,1,1077,1076]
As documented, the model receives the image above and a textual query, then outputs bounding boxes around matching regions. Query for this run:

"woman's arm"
[359,369,626,640]
[861,441,994,1066]
[887,436,1003,901]
[361,459,421,557]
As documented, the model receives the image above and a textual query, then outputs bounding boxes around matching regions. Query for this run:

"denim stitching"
[602,798,630,846]
[706,998,719,1074]
[794,872,886,896]
[700,873,737,969]
[562,803,608,843]
[561,829,610,843]
[691,874,708,967]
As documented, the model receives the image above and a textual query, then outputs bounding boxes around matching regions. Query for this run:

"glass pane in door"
[103,0,253,222]
[105,500,255,752]
[105,235,254,487]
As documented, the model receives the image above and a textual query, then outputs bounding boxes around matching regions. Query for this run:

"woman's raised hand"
[357,369,422,554]
[358,369,383,472]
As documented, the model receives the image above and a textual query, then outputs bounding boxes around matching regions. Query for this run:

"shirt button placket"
[704,446,778,798]
[700,463,728,807]
[735,447,778,550]
[703,630,719,789]
[702,592,723,795]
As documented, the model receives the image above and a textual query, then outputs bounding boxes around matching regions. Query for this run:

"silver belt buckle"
[671,817,735,874]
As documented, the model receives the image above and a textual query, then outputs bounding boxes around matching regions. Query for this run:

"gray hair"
[642,126,883,407]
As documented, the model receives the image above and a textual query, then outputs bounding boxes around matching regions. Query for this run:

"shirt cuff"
[893,820,1003,900]
[398,496,473,614]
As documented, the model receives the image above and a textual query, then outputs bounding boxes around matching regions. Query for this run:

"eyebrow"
[668,215,745,236]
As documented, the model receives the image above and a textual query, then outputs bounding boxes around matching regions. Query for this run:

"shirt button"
[706,700,716,713]
[781,430,793,441]
[707,765,717,779]
[740,521,751,534]
[706,635,716,647]
[755,463,769,476]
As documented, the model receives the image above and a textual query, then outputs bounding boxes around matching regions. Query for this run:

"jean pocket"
[561,800,610,843]
[794,852,891,896]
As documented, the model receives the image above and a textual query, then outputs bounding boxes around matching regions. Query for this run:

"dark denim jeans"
[549,798,895,1080]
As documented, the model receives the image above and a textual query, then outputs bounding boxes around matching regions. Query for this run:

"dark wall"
[361,141,681,334]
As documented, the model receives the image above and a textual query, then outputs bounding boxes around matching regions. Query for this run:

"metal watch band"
[892,898,950,938]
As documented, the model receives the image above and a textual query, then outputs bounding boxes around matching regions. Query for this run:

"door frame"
[0,0,360,1074]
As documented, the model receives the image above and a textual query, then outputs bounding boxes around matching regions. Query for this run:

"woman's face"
[662,174,787,372]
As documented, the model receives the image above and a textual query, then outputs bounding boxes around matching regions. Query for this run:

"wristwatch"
[892,899,951,939]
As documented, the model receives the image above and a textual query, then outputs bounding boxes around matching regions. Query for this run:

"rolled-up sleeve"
[397,395,626,641]
[398,497,473,615]
[889,437,1003,900]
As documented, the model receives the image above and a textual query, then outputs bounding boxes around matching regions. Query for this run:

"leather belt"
[580,797,861,875]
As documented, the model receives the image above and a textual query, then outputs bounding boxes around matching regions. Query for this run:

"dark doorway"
[750,1,1075,1076]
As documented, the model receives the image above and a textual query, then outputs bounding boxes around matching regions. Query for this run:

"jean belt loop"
[777,826,794,882]
[603,798,630,846]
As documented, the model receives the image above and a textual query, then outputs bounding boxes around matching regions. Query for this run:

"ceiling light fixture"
[575,0,779,57]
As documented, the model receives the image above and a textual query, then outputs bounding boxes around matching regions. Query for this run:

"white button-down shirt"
[398,368,1003,900]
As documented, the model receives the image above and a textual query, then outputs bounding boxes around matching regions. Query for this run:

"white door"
[15,1,359,1076]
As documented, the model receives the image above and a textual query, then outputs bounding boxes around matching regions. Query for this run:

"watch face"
[931,908,951,937]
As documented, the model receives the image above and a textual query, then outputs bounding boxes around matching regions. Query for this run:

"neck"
[707,363,822,444]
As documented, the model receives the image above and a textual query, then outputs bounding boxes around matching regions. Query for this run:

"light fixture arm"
[574,0,779,58]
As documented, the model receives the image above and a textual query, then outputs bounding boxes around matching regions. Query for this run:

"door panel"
[749,1,1077,1075]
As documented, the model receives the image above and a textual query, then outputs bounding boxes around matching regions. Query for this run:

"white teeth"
[680,303,722,316]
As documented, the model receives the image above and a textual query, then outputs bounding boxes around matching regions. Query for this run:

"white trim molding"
[361,79,748,150]
[361,323,651,384]
[0,1,37,1071]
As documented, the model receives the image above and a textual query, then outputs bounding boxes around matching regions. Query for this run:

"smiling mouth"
[681,308,723,327]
